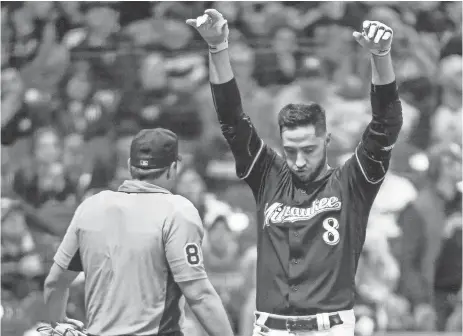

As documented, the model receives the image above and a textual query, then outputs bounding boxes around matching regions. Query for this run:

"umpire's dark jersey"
[54,180,207,336]
[211,79,402,315]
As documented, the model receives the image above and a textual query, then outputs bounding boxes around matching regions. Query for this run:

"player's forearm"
[209,50,234,84]
[366,52,402,151]
[369,79,402,138]
[211,76,244,125]
[210,77,264,180]
[356,55,402,181]
[358,81,402,178]
[187,290,234,336]
[370,53,395,86]
[209,46,246,125]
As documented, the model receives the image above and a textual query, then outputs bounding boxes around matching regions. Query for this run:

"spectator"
[213,2,242,30]
[254,26,301,87]
[432,55,462,145]
[386,100,424,186]
[440,2,462,59]
[399,77,439,150]
[394,142,462,331]
[106,132,135,191]
[274,56,330,112]
[356,171,418,332]
[62,133,91,199]
[203,215,244,331]
[10,2,70,93]
[124,1,198,51]
[434,209,462,331]
[175,166,208,220]
[240,2,286,38]
[119,52,168,128]
[2,199,43,289]
[356,217,410,331]
[1,198,46,336]
[303,2,362,80]
[55,2,85,35]
[10,127,77,279]
[162,54,204,139]
[327,75,371,165]
[2,147,16,198]
[1,68,28,145]
[65,2,138,94]
[56,60,114,140]
[12,127,75,207]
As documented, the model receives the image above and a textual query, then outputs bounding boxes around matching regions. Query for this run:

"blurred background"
[0,1,462,336]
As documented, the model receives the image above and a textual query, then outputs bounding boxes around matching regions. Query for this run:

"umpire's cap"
[130,128,181,169]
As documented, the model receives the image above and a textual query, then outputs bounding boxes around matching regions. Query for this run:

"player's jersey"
[53,180,207,336]
[211,78,402,315]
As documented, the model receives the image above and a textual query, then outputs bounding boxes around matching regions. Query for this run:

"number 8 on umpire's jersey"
[184,243,201,266]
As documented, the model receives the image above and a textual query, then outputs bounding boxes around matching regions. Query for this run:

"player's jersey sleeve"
[211,78,287,202]
[342,81,403,206]
[163,196,208,283]
[53,204,84,272]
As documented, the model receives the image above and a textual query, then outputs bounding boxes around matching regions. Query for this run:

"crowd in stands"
[1,2,461,336]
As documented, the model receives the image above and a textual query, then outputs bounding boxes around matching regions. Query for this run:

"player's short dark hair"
[129,165,169,181]
[277,103,327,136]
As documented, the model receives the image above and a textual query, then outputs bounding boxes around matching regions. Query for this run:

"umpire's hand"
[253,323,270,336]
[186,9,229,47]
[37,318,87,336]
[353,20,393,56]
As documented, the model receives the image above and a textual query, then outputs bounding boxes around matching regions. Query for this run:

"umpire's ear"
[167,161,178,179]
[171,160,178,171]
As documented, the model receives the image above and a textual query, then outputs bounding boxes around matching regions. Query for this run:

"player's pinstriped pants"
[253,309,355,336]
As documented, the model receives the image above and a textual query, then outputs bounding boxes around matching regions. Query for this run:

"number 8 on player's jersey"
[322,217,340,246]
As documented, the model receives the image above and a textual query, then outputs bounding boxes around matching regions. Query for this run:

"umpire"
[41,128,234,336]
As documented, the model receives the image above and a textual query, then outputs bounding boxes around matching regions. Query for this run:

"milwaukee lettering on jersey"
[264,197,342,226]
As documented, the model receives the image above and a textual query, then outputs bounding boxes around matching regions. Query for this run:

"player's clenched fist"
[353,20,393,56]
[186,9,229,52]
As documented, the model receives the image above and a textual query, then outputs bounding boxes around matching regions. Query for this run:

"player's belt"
[258,313,343,331]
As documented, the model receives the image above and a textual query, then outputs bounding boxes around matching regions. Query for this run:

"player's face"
[281,125,329,182]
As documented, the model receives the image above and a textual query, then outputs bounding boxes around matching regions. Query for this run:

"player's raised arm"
[186,9,266,181]
[350,21,403,185]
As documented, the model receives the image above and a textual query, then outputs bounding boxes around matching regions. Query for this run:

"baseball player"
[39,128,234,336]
[187,9,402,336]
